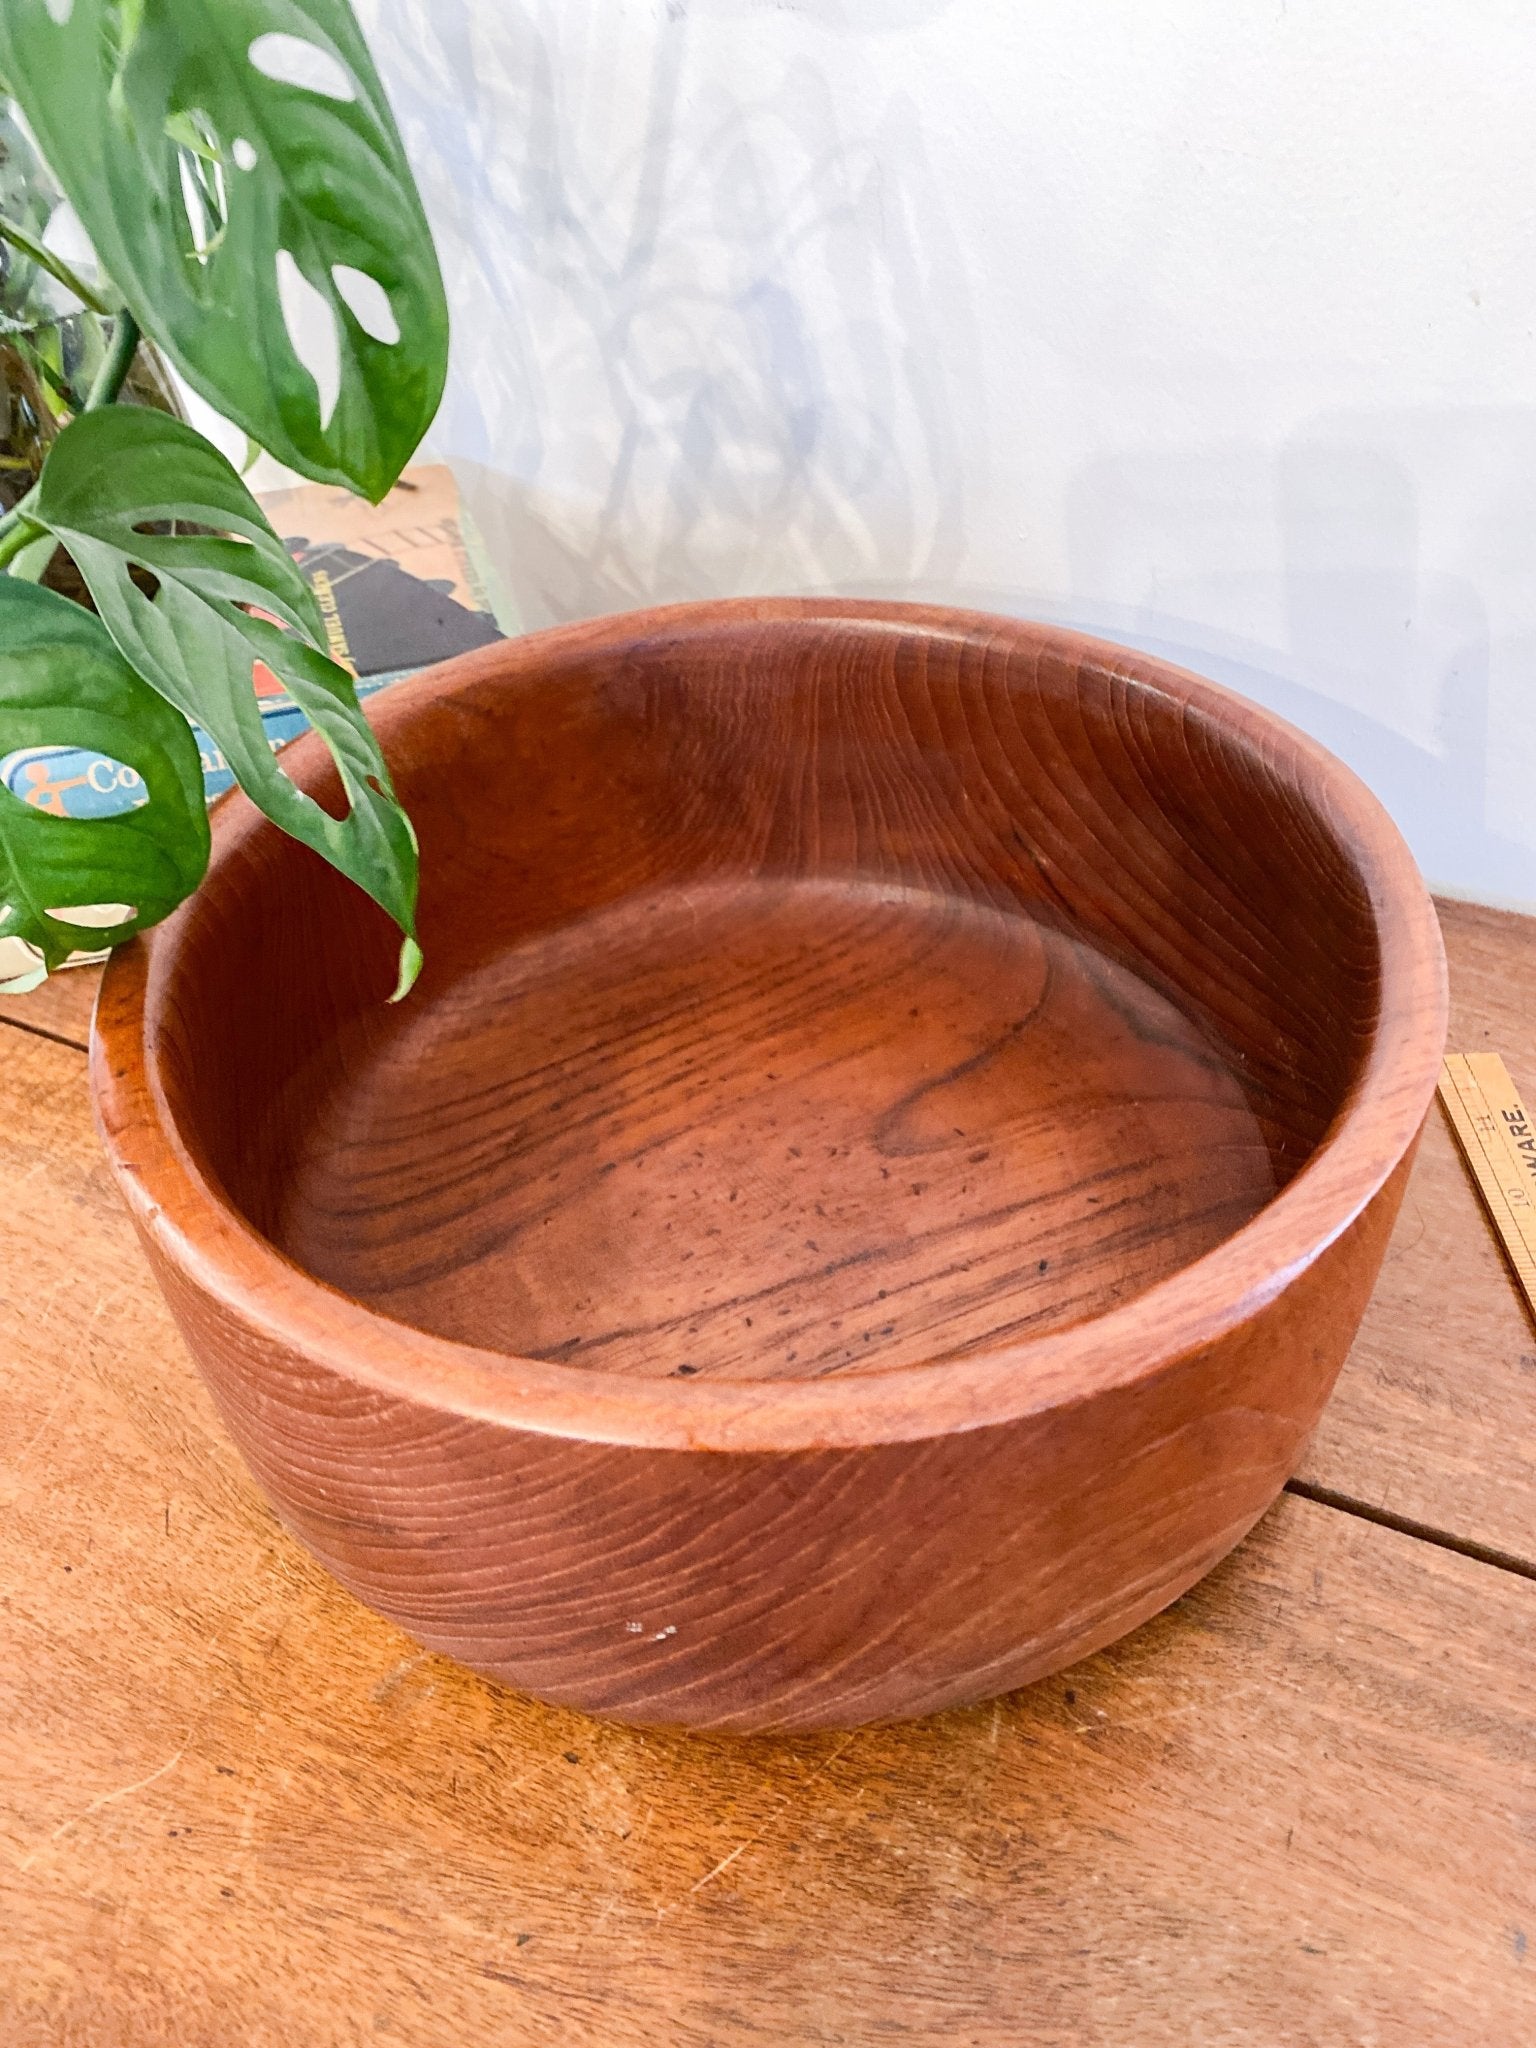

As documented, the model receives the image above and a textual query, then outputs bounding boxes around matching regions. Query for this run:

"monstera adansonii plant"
[0,0,448,996]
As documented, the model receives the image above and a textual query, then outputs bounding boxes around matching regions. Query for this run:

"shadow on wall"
[1063,420,1508,897]
[368,0,977,627]
[1064,403,1536,901]
[857,406,1530,903]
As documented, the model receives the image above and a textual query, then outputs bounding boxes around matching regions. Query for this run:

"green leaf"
[0,577,209,980]
[31,405,418,962]
[163,110,220,164]
[0,0,448,501]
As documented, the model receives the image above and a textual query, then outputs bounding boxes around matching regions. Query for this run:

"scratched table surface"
[3,896,1534,2048]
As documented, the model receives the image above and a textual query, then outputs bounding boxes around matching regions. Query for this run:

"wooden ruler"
[1439,1052,1536,1321]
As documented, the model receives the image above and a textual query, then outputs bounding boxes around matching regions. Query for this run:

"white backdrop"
[353,0,1536,906]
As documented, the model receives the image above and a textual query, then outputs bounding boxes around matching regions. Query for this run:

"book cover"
[0,465,504,979]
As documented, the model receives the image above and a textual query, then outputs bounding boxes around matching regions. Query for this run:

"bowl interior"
[151,608,1384,1385]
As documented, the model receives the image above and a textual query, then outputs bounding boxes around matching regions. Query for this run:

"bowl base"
[273,876,1279,1382]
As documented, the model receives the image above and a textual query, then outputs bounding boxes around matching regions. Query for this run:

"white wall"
[357,0,1536,906]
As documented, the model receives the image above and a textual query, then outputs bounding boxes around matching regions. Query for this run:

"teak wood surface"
[1,899,1534,2039]
[86,605,1446,1732]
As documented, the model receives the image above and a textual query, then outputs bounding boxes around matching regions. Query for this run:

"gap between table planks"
[1,912,1534,2042]
[0,952,99,1050]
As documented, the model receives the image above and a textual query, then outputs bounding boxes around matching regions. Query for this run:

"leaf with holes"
[30,405,419,983]
[0,0,448,500]
[0,577,209,988]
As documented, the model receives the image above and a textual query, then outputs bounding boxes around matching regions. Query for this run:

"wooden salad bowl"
[91,600,1448,1731]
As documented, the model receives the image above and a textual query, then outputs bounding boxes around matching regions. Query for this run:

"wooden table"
[3,898,1534,2046]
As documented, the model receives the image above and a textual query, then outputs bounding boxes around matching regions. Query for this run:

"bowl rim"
[91,598,1449,1455]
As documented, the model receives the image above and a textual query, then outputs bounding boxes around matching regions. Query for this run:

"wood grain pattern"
[2,964,1533,2044]
[89,601,1447,1729]
[275,877,1282,1378]
[1300,895,1536,1563]
[13,900,1533,1575]
[5,910,1528,1569]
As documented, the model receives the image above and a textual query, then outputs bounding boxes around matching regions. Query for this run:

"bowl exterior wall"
[124,1147,1413,1731]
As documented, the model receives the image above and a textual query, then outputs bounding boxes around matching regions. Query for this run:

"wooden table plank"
[0,959,98,1051]
[3,1024,1536,2044]
[1298,897,1536,1563]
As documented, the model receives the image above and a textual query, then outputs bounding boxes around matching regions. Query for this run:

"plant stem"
[0,509,43,570]
[83,308,141,411]
[5,527,60,583]
[0,213,111,317]
[0,310,141,574]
